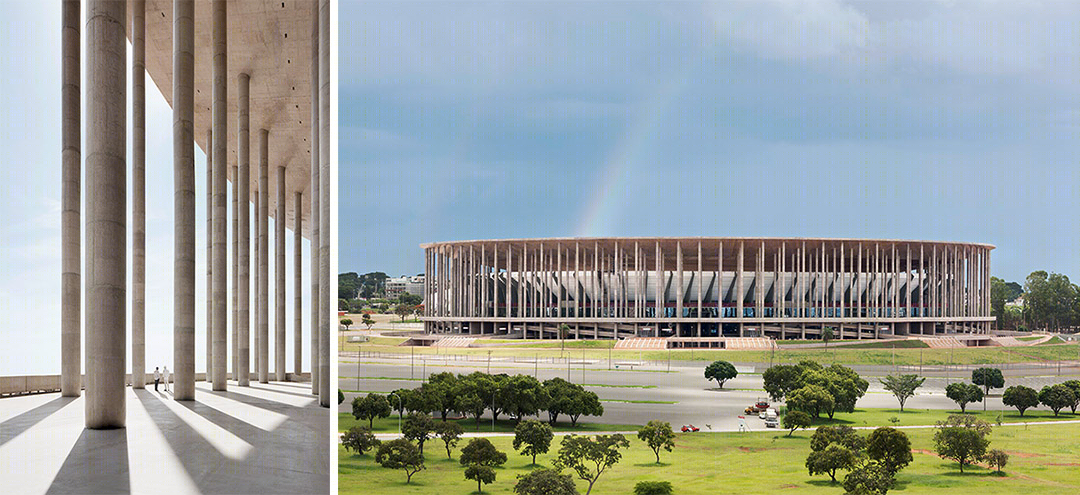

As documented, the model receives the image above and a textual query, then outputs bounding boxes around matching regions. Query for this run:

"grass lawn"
[835,339,930,349]
[339,422,1080,494]
[339,413,639,434]
[342,341,1080,366]
[800,407,1080,428]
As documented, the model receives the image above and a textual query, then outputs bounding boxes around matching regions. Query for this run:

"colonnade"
[61,0,333,429]
[423,238,994,341]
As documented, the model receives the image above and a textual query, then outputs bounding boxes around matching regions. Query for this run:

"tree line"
[992,271,1080,332]
[351,372,604,429]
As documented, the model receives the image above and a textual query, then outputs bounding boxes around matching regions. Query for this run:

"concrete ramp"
[920,336,965,348]
[723,337,777,350]
[432,336,477,348]
[614,338,669,350]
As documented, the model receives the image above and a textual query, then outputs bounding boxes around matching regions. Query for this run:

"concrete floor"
[339,356,1077,433]
[1,381,328,494]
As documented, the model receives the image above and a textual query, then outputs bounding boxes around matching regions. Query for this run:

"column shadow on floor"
[134,389,328,494]
[0,396,77,447]
[245,384,320,399]
[45,427,130,495]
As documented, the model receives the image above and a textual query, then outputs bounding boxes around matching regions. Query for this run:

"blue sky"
[1,1,313,375]
[339,0,1080,285]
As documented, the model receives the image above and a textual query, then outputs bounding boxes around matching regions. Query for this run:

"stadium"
[420,238,994,345]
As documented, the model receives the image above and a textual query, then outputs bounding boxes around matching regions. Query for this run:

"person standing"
[163,365,171,393]
[153,367,161,391]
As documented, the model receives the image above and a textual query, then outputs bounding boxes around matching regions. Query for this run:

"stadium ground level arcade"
[420,238,994,341]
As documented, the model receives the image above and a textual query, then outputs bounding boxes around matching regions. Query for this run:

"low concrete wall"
[2,372,312,397]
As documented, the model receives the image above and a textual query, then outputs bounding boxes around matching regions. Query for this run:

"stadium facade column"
[211,0,228,391]
[232,160,238,380]
[276,165,286,381]
[295,191,303,377]
[736,242,744,336]
[319,0,332,407]
[259,129,270,384]
[61,0,81,398]
[206,129,213,379]
[173,0,196,402]
[85,0,127,428]
[238,73,251,386]
[309,3,320,395]
[254,188,260,375]
[132,0,146,390]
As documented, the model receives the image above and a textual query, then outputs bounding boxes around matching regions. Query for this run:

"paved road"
[338,356,1078,431]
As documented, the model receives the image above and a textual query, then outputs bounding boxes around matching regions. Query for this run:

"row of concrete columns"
[424,239,993,339]
[62,0,332,428]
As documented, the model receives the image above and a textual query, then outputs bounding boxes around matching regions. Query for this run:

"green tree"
[375,438,425,484]
[809,365,869,418]
[338,389,345,405]
[361,312,375,330]
[932,414,991,473]
[513,419,554,465]
[945,382,984,413]
[402,412,435,454]
[822,327,834,349]
[513,468,579,495]
[842,459,894,495]
[880,374,925,412]
[456,372,493,427]
[1039,384,1076,416]
[503,374,546,422]
[633,481,674,495]
[985,449,1009,473]
[991,277,1007,329]
[1002,385,1039,416]
[433,420,464,461]
[636,420,676,463]
[787,384,835,419]
[866,427,912,475]
[554,434,630,495]
[1061,380,1080,414]
[388,388,413,419]
[460,438,507,494]
[783,410,812,437]
[762,364,803,402]
[352,393,392,429]
[704,360,738,389]
[394,303,412,322]
[341,426,381,455]
[806,443,857,482]
[340,318,353,330]
[810,426,867,453]
[971,368,1005,397]
[422,372,459,421]
[542,377,603,426]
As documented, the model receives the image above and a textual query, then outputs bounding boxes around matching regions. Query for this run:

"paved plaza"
[1,381,328,494]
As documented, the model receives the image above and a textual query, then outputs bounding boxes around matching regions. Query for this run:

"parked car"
[681,424,700,432]
[764,417,779,428]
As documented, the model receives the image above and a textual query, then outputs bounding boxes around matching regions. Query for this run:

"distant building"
[1006,295,1024,308]
[386,275,425,298]
[421,237,995,340]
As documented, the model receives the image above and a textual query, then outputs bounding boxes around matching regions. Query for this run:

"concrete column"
[132,0,146,390]
[319,0,332,406]
[259,129,270,383]
[206,130,213,379]
[61,0,80,398]
[85,0,127,428]
[211,0,228,391]
[310,3,320,395]
[237,73,251,386]
[232,160,238,381]
[173,0,195,401]
[736,242,744,334]
[254,189,260,375]
[676,242,683,324]
[276,165,286,381]
[294,191,303,377]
